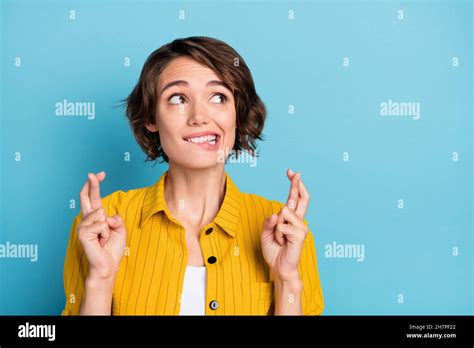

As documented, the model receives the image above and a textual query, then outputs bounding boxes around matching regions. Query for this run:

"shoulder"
[100,184,150,216]
[238,191,285,219]
[75,184,149,222]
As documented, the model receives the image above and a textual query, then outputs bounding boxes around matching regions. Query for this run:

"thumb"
[95,170,106,182]
[107,215,124,230]
[262,214,278,239]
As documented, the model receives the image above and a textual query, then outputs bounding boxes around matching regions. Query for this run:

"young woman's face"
[146,56,237,169]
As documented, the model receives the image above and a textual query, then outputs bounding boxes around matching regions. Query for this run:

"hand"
[77,171,127,280]
[260,169,310,283]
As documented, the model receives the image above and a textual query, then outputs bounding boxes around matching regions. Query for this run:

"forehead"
[159,56,220,85]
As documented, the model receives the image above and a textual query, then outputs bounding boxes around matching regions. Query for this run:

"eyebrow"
[159,80,232,97]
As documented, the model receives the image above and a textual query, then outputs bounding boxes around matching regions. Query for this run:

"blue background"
[0,0,472,315]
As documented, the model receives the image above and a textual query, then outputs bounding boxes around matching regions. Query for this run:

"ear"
[145,123,159,133]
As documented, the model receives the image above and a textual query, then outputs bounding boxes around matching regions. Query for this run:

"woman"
[61,36,324,316]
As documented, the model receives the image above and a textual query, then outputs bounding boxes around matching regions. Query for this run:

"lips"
[185,134,218,145]
[183,131,221,145]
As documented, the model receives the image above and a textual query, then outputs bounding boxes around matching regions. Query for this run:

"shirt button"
[209,300,219,310]
[207,256,217,264]
[205,227,213,235]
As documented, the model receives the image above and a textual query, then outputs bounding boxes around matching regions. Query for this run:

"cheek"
[219,110,237,147]
[155,121,182,152]
[159,127,182,150]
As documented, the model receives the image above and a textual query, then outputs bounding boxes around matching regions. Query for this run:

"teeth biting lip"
[183,133,220,145]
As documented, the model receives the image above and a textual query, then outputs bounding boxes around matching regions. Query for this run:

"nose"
[187,100,209,126]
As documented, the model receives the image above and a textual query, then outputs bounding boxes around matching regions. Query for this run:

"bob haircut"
[122,36,267,163]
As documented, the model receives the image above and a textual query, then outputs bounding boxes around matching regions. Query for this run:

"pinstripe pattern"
[61,170,324,315]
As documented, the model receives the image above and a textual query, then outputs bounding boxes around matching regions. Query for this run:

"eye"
[168,93,187,105]
[210,93,227,104]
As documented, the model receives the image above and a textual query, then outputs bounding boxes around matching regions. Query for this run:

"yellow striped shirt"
[61,170,324,315]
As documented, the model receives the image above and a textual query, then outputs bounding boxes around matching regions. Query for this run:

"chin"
[168,155,223,170]
[165,140,232,170]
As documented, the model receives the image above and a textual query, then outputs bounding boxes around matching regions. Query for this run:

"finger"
[286,171,301,211]
[99,221,111,247]
[107,215,127,236]
[274,211,285,245]
[96,171,106,182]
[262,214,278,235]
[295,178,310,219]
[280,205,306,230]
[107,215,121,228]
[274,231,285,246]
[275,222,301,246]
[275,206,286,245]
[287,168,296,180]
[261,213,279,242]
[81,171,106,217]
[79,177,92,217]
[88,172,104,210]
[78,220,109,243]
[81,206,107,227]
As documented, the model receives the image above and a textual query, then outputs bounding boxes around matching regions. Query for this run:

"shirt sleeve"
[61,211,86,316]
[270,200,325,316]
[61,190,126,316]
[299,223,325,315]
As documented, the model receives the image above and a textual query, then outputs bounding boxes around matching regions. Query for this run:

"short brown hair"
[120,36,267,163]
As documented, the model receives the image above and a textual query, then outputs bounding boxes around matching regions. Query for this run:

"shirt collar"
[140,170,241,238]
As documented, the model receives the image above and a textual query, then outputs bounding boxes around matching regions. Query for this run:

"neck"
[164,162,227,228]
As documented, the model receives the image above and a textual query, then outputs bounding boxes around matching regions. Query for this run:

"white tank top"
[179,265,206,315]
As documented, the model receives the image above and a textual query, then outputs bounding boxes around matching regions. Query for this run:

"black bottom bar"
[0,315,472,346]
